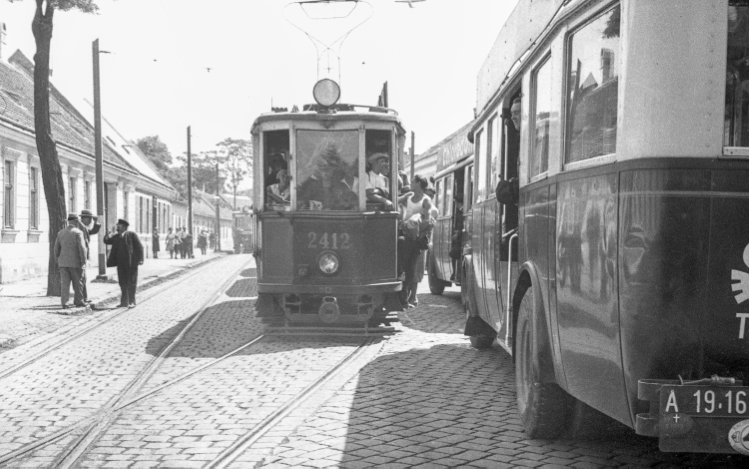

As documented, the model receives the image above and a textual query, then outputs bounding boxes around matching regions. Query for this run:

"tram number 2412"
[307,232,352,250]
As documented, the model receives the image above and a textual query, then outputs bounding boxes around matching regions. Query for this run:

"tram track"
[0,256,225,382]
[0,256,254,467]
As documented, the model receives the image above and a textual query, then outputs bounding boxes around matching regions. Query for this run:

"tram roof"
[251,104,405,133]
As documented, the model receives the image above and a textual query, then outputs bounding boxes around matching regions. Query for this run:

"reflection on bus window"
[465,165,473,211]
[434,179,442,215]
[726,4,749,146]
[489,115,500,189]
[531,58,552,176]
[566,5,620,163]
[296,130,359,211]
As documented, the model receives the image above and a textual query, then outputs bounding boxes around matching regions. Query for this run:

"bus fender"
[461,254,476,310]
[460,254,494,337]
[514,261,557,385]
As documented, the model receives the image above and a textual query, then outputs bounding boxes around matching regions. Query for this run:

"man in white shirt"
[364,153,393,210]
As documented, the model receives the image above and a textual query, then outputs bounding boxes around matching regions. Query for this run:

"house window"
[69,177,77,213]
[4,160,14,228]
[30,167,39,229]
[123,191,129,224]
[84,180,92,210]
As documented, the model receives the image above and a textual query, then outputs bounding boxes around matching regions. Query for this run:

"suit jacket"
[54,225,87,268]
[104,230,144,269]
[76,220,101,259]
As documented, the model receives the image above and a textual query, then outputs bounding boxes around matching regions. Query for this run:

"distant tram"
[251,79,405,327]
[462,0,749,455]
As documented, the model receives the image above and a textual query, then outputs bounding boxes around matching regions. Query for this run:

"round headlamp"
[318,251,339,275]
[313,79,341,107]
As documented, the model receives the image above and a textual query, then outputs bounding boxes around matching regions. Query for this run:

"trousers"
[117,265,139,306]
[60,267,84,306]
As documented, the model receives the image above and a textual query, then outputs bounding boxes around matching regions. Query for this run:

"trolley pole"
[215,163,221,252]
[93,39,107,280]
[410,131,415,179]
[187,126,192,235]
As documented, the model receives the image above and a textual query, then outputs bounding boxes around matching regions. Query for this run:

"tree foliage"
[136,135,172,177]
[215,138,252,208]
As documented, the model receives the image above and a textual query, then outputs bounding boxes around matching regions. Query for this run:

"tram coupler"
[636,377,749,454]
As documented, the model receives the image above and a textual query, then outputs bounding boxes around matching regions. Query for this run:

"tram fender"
[514,261,560,387]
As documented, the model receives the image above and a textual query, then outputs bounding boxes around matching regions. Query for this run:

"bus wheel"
[465,300,494,350]
[516,287,568,438]
[428,252,445,295]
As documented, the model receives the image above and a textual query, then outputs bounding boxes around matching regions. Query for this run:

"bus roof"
[251,105,405,134]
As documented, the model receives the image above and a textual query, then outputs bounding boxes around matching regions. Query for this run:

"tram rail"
[0,257,253,467]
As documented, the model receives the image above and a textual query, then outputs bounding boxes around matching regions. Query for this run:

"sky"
[0,0,516,157]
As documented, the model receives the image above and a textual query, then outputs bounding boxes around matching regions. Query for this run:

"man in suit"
[54,213,87,308]
[78,209,101,303]
[104,218,144,308]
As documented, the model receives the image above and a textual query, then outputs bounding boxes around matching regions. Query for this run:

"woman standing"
[152,229,160,259]
[165,228,179,259]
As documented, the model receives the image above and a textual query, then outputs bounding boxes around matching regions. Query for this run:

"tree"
[215,138,252,209]
[136,135,172,177]
[8,0,100,296]
[175,150,226,195]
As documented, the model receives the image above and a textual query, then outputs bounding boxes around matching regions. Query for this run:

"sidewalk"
[0,251,226,349]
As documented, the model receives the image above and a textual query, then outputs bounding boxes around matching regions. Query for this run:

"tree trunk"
[32,1,66,297]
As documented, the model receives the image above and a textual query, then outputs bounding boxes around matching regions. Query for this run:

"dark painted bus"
[426,122,474,295]
[462,0,749,455]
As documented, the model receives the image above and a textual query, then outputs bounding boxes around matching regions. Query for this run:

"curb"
[89,253,227,310]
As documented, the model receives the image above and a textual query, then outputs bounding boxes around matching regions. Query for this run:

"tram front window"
[296,130,360,211]
[726,4,749,147]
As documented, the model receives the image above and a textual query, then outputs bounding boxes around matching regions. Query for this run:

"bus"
[252,79,405,327]
[462,0,749,455]
[425,122,474,295]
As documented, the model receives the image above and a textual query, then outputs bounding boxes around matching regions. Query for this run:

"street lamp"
[93,38,111,280]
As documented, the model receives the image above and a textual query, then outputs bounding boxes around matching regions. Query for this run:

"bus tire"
[427,251,446,295]
[515,286,568,438]
[464,298,494,350]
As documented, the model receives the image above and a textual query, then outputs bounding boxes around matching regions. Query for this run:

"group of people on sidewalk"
[160,228,212,259]
[54,212,143,309]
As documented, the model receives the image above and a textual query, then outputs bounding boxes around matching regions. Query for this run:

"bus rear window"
[726,4,749,147]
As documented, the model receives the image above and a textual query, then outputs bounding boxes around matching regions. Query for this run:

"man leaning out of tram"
[364,152,394,210]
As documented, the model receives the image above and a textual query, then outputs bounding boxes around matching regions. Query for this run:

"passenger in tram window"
[265,153,287,187]
[266,169,290,208]
[297,147,357,211]
[364,153,393,210]
[495,97,521,207]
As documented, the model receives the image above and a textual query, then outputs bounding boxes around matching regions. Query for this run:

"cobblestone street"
[1,255,748,467]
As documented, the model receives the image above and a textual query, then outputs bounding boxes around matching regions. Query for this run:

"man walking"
[104,218,144,308]
[78,209,101,303]
[54,213,87,309]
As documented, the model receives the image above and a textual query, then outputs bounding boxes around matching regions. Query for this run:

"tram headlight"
[318,251,339,275]
[313,79,341,107]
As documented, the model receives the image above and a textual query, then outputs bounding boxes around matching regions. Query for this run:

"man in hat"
[364,152,393,210]
[78,209,101,303]
[104,218,144,308]
[54,213,87,308]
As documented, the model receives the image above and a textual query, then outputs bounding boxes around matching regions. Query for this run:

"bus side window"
[434,179,442,215]
[727,5,749,146]
[465,165,474,211]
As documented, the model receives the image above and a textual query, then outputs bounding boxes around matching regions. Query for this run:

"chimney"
[0,23,6,60]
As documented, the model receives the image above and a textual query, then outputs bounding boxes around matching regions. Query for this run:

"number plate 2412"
[660,385,749,417]
[307,232,351,250]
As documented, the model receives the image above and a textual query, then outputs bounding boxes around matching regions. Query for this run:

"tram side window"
[365,129,395,207]
[297,130,359,211]
[726,4,749,147]
[531,57,552,177]
[565,4,620,163]
[264,130,290,210]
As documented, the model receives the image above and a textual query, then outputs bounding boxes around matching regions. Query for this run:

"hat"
[80,209,94,217]
[116,218,129,227]
[367,153,389,165]
[67,213,79,221]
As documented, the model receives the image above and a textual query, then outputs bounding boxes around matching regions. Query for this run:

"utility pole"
[93,39,107,280]
[215,163,221,252]
[410,131,415,180]
[187,126,193,236]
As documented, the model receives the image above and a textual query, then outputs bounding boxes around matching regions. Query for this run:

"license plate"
[660,385,749,417]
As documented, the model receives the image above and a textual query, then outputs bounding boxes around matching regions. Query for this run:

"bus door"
[481,115,504,332]
[439,173,454,277]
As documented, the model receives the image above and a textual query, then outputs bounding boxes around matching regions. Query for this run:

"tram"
[251,79,405,327]
[425,122,474,295]
[462,0,749,455]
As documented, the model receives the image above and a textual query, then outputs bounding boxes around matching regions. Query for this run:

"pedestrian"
[54,213,88,309]
[209,231,216,250]
[197,230,208,255]
[184,230,194,258]
[104,218,144,308]
[78,209,102,304]
[179,227,188,259]
[165,227,179,259]
[152,229,160,259]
